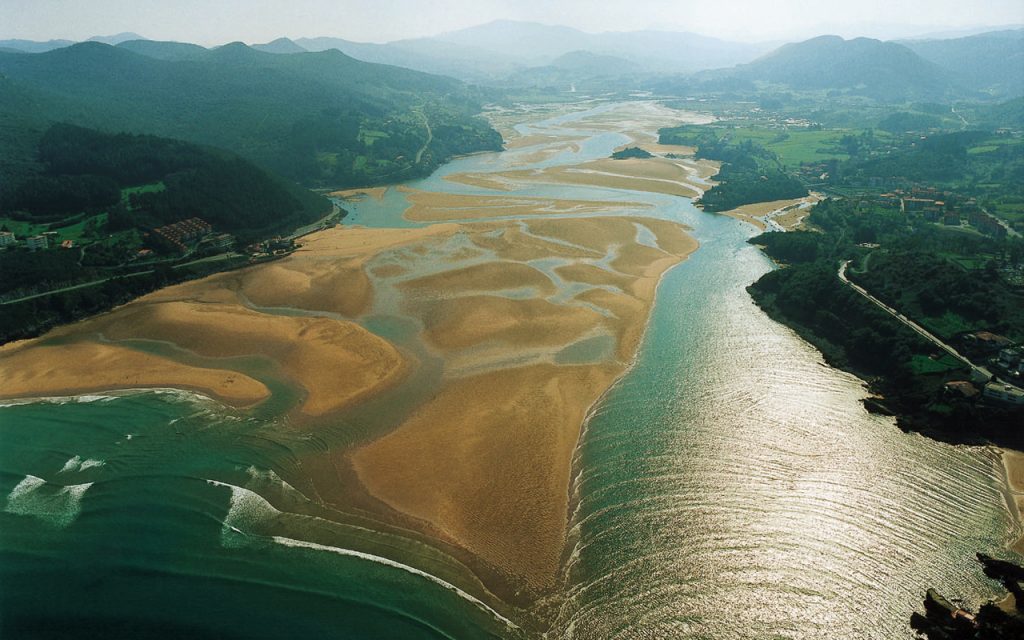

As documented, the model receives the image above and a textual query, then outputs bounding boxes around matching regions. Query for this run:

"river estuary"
[1,101,1020,639]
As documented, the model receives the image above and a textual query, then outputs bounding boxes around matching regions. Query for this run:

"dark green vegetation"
[659,126,807,210]
[3,124,326,238]
[0,257,251,346]
[0,41,502,188]
[610,146,653,160]
[747,198,1024,444]
[0,124,327,344]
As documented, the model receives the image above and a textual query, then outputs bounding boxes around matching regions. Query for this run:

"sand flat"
[493,162,705,198]
[714,195,821,231]
[351,363,621,591]
[0,341,270,407]
[330,186,388,201]
[420,295,606,352]
[400,188,652,223]
[96,301,407,418]
[398,261,557,298]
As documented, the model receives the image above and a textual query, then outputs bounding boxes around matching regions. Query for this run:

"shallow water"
[2,101,1020,639]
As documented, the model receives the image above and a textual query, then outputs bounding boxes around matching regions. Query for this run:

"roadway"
[838,260,992,380]
[1,252,242,305]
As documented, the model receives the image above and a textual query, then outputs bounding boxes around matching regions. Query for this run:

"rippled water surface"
[1,102,1020,639]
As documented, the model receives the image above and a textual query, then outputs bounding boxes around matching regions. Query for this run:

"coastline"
[1002,450,1024,555]
[0,99,718,606]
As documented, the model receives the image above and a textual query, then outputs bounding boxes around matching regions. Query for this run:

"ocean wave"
[205,478,517,631]
[272,536,518,631]
[5,474,93,528]
[59,455,105,474]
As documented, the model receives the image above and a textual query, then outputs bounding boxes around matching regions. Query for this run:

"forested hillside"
[0,42,502,188]
[1,124,327,238]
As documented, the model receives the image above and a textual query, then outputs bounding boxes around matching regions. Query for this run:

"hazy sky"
[2,0,1022,45]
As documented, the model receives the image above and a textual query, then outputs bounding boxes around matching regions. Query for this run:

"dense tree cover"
[0,42,503,188]
[611,147,653,159]
[877,111,942,133]
[658,127,808,210]
[0,249,84,295]
[748,197,1023,438]
[0,257,249,344]
[846,131,990,183]
[1,124,328,238]
[854,251,1024,342]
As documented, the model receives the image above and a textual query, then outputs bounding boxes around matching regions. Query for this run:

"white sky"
[2,0,1022,45]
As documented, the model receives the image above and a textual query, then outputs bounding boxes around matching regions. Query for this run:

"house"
[982,382,1024,406]
[26,235,48,250]
[999,349,1021,368]
[60,239,75,249]
[944,381,980,399]
[902,197,934,212]
[0,231,15,247]
[967,331,1014,352]
[152,218,213,252]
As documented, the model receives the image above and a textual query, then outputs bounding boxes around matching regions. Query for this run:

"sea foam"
[205,478,517,630]
[5,474,93,528]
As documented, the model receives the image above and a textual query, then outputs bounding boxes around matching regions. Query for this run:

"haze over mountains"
[3,19,1021,99]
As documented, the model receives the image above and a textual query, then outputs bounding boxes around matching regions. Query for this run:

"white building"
[0,231,15,247]
[983,382,1024,406]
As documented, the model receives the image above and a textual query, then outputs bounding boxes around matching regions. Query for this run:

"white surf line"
[205,479,517,630]
[271,536,519,631]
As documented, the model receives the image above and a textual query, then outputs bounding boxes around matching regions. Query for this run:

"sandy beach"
[1003,449,1024,554]
[715,195,822,231]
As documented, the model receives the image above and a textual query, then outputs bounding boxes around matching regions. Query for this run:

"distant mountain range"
[0,21,1022,101]
[901,29,1024,96]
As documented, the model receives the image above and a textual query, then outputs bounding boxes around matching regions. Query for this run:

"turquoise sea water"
[2,102,1021,638]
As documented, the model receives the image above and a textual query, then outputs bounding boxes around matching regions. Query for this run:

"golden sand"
[0,341,269,407]
[399,188,652,223]
[352,363,621,590]
[398,261,557,298]
[3,102,713,596]
[330,186,388,201]
[492,160,706,198]
[1003,449,1024,554]
[716,198,802,230]
[94,301,408,418]
[419,295,606,352]
[504,133,585,150]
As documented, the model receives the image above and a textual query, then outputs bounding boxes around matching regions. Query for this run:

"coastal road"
[1,252,242,306]
[838,260,991,379]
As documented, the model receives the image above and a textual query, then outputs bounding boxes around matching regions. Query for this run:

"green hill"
[903,30,1024,98]
[725,35,956,100]
[2,123,328,240]
[0,42,502,187]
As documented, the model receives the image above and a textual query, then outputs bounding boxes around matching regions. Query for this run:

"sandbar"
[352,363,621,591]
[399,188,652,223]
[0,341,270,408]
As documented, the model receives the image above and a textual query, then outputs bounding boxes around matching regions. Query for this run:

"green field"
[910,353,967,375]
[722,126,851,166]
[1,212,107,243]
